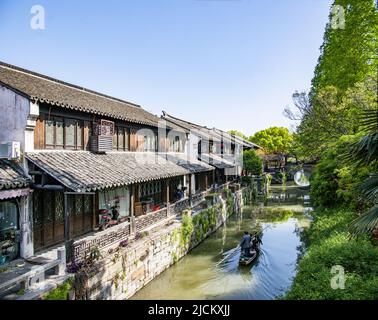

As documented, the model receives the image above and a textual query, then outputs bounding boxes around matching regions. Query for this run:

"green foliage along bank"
[285,207,378,300]
[43,279,73,300]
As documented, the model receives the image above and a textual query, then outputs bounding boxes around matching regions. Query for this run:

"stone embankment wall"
[70,188,248,300]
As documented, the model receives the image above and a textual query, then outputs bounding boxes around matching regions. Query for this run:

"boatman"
[240,231,252,257]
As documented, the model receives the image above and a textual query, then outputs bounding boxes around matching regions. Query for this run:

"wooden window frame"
[113,126,130,151]
[44,116,84,150]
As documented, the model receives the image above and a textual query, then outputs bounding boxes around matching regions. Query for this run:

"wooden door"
[71,194,94,238]
[32,190,65,251]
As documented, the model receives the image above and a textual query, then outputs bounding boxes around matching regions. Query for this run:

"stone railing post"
[130,216,136,234]
[167,202,171,216]
[56,247,67,276]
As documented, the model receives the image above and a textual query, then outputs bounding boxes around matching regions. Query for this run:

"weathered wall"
[0,85,36,258]
[71,189,244,300]
[0,85,30,151]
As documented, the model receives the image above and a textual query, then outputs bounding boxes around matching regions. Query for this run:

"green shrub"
[310,135,368,208]
[285,207,378,300]
[44,279,73,300]
[243,149,263,176]
[180,214,194,248]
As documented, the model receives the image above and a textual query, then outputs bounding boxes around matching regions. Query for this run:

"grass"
[284,207,378,300]
[43,279,73,300]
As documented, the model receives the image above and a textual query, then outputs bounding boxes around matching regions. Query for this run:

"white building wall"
[0,84,38,258]
[187,133,200,160]
[0,85,30,152]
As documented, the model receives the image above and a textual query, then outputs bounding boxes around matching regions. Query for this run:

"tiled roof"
[26,151,189,192]
[0,62,162,127]
[0,160,30,190]
[211,128,260,149]
[160,153,214,173]
[162,112,260,149]
[199,153,236,169]
[162,112,221,142]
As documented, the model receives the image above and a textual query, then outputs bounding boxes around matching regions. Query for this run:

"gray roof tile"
[160,153,214,173]
[0,160,30,190]
[26,151,192,192]
[0,62,161,127]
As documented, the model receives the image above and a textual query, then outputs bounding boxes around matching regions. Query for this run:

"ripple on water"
[131,186,311,300]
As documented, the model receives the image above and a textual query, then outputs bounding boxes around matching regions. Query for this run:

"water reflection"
[131,185,311,300]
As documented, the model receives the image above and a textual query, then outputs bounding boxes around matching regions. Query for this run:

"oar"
[215,226,270,267]
[215,245,240,267]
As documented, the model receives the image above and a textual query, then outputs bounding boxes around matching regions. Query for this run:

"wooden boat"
[239,244,260,266]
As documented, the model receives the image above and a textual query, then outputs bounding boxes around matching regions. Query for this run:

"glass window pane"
[0,201,19,264]
[56,119,64,146]
[65,119,76,146]
[0,201,18,232]
[45,120,54,145]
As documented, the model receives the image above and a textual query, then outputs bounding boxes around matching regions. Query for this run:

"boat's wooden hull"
[239,245,260,266]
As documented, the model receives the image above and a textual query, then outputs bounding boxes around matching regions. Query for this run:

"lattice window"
[44,191,53,223]
[140,181,163,198]
[84,195,92,216]
[33,190,43,225]
[55,192,64,222]
[75,195,83,216]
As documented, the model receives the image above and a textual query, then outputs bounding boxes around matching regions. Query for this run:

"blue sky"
[0,0,332,136]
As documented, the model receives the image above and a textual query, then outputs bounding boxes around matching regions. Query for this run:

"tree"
[347,109,378,236]
[243,149,263,176]
[228,130,248,141]
[249,127,293,155]
[285,80,377,159]
[310,0,377,98]
[284,0,378,160]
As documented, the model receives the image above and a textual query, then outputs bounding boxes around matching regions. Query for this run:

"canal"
[131,184,312,300]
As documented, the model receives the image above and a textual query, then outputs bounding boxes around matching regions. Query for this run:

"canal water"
[131,184,311,300]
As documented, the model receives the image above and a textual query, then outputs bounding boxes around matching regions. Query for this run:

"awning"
[26,151,190,192]
[0,188,30,200]
[198,153,236,169]
[160,153,214,173]
[0,159,30,190]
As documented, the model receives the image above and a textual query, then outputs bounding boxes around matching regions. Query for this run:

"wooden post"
[64,192,72,263]
[189,174,193,207]
[130,184,135,217]
[92,193,97,230]
[166,180,170,215]
[212,170,215,190]
[205,173,208,190]
[130,184,135,233]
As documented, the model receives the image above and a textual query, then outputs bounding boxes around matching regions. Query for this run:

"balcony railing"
[69,183,237,263]
[135,207,169,232]
[171,197,190,215]
[70,221,132,262]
